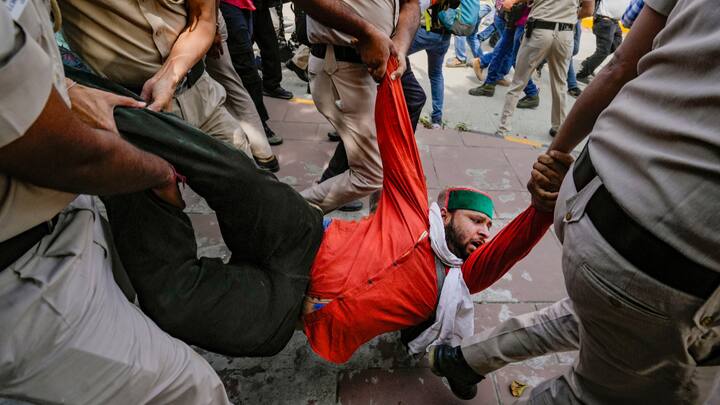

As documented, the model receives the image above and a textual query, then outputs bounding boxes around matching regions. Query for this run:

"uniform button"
[700,316,713,327]
[564,212,572,221]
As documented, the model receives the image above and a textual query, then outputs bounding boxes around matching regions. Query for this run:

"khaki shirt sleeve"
[0,6,54,148]
[645,0,678,16]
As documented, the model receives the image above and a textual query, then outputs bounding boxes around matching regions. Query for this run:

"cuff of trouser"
[460,328,497,375]
[0,23,54,148]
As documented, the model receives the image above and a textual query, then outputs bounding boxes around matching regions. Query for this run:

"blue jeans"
[479,14,507,67]
[454,4,494,62]
[408,29,451,124]
[567,22,582,89]
[485,26,538,97]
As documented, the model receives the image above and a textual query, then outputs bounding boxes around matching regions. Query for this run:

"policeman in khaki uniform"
[0,0,230,403]
[58,0,258,160]
[496,0,594,137]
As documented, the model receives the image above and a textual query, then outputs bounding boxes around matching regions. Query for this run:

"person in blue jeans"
[566,22,583,97]
[408,10,452,127]
[449,4,495,66]
[469,9,538,109]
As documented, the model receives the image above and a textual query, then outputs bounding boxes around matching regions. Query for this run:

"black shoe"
[576,75,591,85]
[429,345,484,400]
[327,131,341,142]
[254,155,280,172]
[263,86,294,100]
[567,87,582,98]
[549,128,558,137]
[338,200,363,212]
[263,122,283,145]
[517,95,540,109]
[286,60,309,82]
[468,83,495,97]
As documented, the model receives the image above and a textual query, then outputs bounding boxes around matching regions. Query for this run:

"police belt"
[0,216,58,272]
[310,44,363,64]
[525,19,574,39]
[573,146,720,299]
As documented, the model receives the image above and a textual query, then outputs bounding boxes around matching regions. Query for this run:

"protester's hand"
[527,150,574,212]
[152,175,186,209]
[67,83,146,133]
[390,40,407,81]
[207,30,224,59]
[352,26,395,81]
[141,68,182,112]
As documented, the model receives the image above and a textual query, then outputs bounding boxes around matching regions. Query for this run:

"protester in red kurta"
[303,58,561,364]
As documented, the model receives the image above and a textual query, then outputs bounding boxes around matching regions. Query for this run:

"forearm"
[292,0,379,41]
[393,0,420,55]
[159,2,217,84]
[461,206,553,293]
[0,88,173,195]
[549,5,666,153]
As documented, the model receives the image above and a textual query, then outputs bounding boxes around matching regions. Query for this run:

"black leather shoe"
[517,95,540,109]
[263,122,283,145]
[254,155,280,172]
[263,86,294,100]
[327,131,341,142]
[567,87,582,98]
[430,345,484,400]
[549,128,558,137]
[286,60,309,82]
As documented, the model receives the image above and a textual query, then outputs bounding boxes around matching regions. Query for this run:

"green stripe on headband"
[447,189,494,218]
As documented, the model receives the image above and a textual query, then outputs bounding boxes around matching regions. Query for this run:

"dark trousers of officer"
[253,4,283,90]
[319,60,426,182]
[220,3,271,123]
[577,16,622,77]
[65,67,324,357]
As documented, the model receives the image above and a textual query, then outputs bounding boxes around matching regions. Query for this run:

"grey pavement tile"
[218,365,337,405]
[472,303,537,335]
[461,133,535,150]
[502,149,543,189]
[486,190,532,220]
[182,186,212,214]
[431,147,525,192]
[418,144,440,190]
[491,355,569,405]
[283,102,328,124]
[273,140,335,188]
[189,212,223,247]
[263,96,290,122]
[266,121,323,142]
[337,368,498,405]
[415,127,463,146]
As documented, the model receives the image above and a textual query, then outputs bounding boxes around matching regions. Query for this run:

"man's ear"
[440,207,452,225]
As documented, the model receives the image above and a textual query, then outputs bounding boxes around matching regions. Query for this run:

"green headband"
[446,189,494,218]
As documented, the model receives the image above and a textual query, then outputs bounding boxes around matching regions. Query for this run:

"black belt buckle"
[175,59,205,95]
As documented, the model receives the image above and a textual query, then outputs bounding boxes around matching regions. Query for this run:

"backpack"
[437,0,482,36]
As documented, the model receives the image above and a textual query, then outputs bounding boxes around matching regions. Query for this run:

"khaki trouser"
[171,72,253,158]
[461,169,720,404]
[292,44,310,70]
[0,196,230,405]
[301,49,383,212]
[205,12,273,160]
[498,27,573,135]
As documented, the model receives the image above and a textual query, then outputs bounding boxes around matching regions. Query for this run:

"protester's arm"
[66,78,147,133]
[390,0,420,80]
[548,6,667,153]
[578,0,594,19]
[141,0,217,111]
[292,0,395,80]
[0,88,179,199]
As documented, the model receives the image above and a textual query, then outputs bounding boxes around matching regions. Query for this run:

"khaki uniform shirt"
[59,0,187,87]
[306,0,400,46]
[589,0,720,270]
[0,0,75,242]
[529,0,582,24]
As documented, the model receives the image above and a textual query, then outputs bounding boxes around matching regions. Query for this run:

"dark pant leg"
[319,60,425,181]
[578,18,615,76]
[610,21,623,53]
[221,3,270,122]
[253,6,283,90]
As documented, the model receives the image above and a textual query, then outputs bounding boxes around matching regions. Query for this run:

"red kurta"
[303,59,553,364]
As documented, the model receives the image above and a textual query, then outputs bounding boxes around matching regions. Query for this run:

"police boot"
[429,345,484,400]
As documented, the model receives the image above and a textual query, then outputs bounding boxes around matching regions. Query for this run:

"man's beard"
[444,218,468,260]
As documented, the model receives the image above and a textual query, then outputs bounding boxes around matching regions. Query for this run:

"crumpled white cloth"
[408,203,475,355]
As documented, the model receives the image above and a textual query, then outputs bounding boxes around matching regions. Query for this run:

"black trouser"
[577,17,622,77]
[220,3,270,123]
[320,60,427,181]
[253,5,283,90]
[65,67,324,357]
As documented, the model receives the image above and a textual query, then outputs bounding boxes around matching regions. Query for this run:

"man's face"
[442,208,492,260]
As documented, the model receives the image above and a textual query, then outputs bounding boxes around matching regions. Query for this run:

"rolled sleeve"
[644,0,677,16]
[0,19,53,148]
